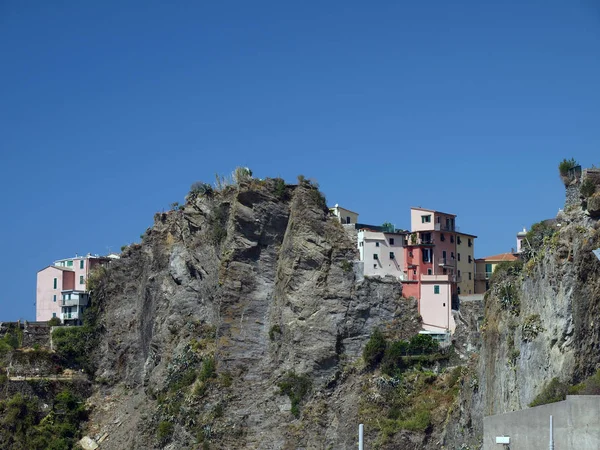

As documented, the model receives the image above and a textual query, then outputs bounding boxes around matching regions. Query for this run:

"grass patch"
[278,371,312,418]
[530,378,568,407]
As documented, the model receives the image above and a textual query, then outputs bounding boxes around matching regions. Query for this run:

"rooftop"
[476,252,519,262]
[411,206,456,217]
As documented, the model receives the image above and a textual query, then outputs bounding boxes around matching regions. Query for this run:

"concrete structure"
[358,229,407,279]
[474,252,519,294]
[516,227,527,253]
[36,254,110,323]
[483,395,600,449]
[329,204,359,224]
[419,275,456,332]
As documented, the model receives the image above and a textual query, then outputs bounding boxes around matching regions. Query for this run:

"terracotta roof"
[475,252,519,262]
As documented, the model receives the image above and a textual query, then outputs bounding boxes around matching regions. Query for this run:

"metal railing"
[438,258,456,266]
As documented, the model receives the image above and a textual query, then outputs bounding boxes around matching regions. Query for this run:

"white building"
[358,229,407,280]
[330,204,359,224]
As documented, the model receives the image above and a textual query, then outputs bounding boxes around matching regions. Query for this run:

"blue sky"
[1,1,600,320]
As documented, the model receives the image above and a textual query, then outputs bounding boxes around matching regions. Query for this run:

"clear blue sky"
[1,1,600,320]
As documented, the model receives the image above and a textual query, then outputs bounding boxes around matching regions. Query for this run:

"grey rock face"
[87,181,421,449]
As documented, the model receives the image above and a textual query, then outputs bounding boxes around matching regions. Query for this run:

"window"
[451,252,454,259]
[79,275,84,284]
[67,260,73,267]
[469,272,472,280]
[458,253,461,261]
[346,216,351,224]
[373,254,379,260]
[458,287,461,295]
[468,238,472,247]
[53,278,57,289]
[443,268,447,274]
[421,232,432,243]
[440,233,445,242]
[468,255,472,263]
[458,270,461,277]
[373,264,377,269]
[389,238,395,245]
[443,250,447,259]
[389,252,395,259]
[450,235,454,243]
[434,285,440,294]
[376,242,380,247]
[52,313,56,318]
[457,236,462,245]
[428,269,432,275]
[53,295,56,302]
[421,215,431,223]
[80,260,84,269]
[423,249,431,263]
[443,302,446,307]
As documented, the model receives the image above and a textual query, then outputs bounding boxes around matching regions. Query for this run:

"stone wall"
[0,322,51,349]
[483,396,600,449]
[565,184,580,209]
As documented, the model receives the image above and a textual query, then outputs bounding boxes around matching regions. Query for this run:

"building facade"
[348,205,476,333]
[329,204,359,224]
[358,229,407,279]
[36,254,111,323]
[474,252,519,294]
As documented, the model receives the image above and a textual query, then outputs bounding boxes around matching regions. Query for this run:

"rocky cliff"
[85,177,424,449]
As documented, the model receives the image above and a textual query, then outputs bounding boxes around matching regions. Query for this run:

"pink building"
[36,254,111,324]
[404,207,476,332]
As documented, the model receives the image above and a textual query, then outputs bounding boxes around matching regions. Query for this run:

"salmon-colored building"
[343,203,477,333]
[36,254,111,324]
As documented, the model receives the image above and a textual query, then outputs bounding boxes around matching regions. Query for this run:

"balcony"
[62,298,85,307]
[475,272,492,281]
[438,258,456,267]
[434,223,460,232]
[60,312,80,321]
[406,238,435,246]
[421,274,452,282]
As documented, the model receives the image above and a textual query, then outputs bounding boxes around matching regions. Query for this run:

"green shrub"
[169,368,197,392]
[381,340,409,376]
[308,188,327,211]
[268,325,282,341]
[47,317,61,327]
[273,178,287,199]
[278,371,312,418]
[530,378,568,407]
[51,326,95,373]
[524,221,556,256]
[580,177,596,198]
[157,421,174,443]
[363,328,387,369]
[199,357,216,382]
[341,260,353,273]
[407,334,439,355]
[558,158,578,176]
[568,369,600,395]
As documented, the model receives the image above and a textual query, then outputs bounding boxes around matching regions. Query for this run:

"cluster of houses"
[35,206,523,335]
[330,204,524,335]
[36,253,119,325]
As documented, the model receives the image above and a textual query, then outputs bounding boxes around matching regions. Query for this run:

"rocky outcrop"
[86,179,422,449]
[480,206,600,417]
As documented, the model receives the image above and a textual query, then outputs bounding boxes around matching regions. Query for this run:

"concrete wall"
[483,396,600,450]
[420,278,455,332]
[36,267,66,321]
[456,233,475,295]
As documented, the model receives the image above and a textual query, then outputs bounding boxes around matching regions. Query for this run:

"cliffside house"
[342,205,477,334]
[36,254,112,324]
[474,252,519,294]
[329,204,359,224]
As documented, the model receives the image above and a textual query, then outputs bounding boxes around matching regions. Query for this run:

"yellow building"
[474,252,519,293]
[329,204,359,224]
[456,232,476,295]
